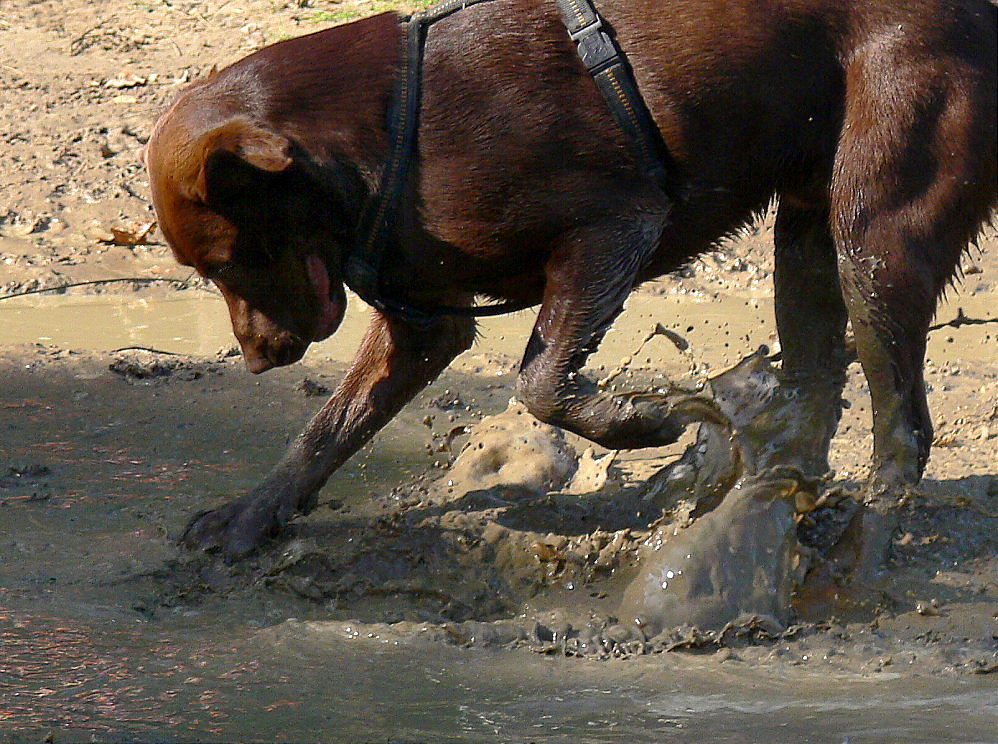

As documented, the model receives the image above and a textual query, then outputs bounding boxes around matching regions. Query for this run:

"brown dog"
[145,0,997,562]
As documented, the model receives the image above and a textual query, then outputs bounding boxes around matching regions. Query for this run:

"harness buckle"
[570,18,619,75]
[568,17,602,42]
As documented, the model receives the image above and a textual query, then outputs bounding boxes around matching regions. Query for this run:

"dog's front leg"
[181,311,476,560]
[516,213,725,450]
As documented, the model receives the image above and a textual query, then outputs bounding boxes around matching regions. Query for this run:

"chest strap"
[344,0,668,326]
[345,0,512,326]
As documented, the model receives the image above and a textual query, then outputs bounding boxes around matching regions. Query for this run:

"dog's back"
[415,0,997,263]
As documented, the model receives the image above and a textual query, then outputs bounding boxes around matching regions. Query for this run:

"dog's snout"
[237,331,309,374]
[244,353,275,374]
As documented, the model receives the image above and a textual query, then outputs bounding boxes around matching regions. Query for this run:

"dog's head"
[145,101,350,373]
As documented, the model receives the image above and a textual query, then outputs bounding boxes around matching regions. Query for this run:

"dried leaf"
[98,221,156,246]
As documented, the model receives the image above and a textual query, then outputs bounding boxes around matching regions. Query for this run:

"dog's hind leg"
[181,312,476,560]
[516,209,725,450]
[770,202,850,477]
[829,39,997,576]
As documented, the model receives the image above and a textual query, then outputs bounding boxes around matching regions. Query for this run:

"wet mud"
[2,272,996,741]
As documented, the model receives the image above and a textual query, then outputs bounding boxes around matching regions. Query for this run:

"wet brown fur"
[145,0,997,558]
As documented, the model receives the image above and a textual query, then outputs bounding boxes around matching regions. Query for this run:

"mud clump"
[108,351,224,382]
[444,399,579,496]
[293,377,331,397]
[0,463,55,501]
[1,463,51,483]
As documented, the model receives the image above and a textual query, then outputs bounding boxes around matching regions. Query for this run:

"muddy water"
[5,606,996,742]
[2,289,997,742]
[0,286,785,375]
[2,282,991,366]
[0,294,236,357]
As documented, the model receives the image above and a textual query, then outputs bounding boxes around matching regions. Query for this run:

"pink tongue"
[305,255,340,339]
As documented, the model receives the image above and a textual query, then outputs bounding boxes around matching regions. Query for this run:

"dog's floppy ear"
[193,117,293,211]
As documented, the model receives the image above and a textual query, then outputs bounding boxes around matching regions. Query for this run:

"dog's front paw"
[180,488,296,561]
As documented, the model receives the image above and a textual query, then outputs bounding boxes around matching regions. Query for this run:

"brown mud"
[1,1,997,742]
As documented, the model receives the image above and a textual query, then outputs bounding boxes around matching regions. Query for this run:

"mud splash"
[618,472,800,637]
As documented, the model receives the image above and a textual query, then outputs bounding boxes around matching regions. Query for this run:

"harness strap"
[344,0,668,326]
[346,0,529,326]
[344,13,427,323]
[555,0,667,185]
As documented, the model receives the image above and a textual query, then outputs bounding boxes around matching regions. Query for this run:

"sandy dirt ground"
[1,1,996,741]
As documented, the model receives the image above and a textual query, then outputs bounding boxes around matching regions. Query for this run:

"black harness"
[343,0,668,326]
